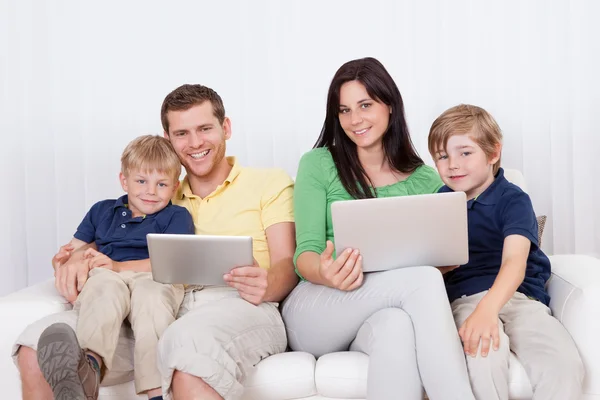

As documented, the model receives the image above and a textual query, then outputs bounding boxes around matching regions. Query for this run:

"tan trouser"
[452,291,585,400]
[75,268,184,393]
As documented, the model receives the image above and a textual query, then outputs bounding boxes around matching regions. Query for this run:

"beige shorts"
[157,286,287,400]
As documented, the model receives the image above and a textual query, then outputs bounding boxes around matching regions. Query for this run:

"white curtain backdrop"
[1,0,598,295]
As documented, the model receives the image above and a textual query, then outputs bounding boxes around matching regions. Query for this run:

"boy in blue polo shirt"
[37,135,194,400]
[428,104,584,400]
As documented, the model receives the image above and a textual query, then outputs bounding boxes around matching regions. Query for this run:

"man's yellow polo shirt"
[172,157,294,270]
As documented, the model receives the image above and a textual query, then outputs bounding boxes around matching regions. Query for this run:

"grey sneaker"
[37,323,100,400]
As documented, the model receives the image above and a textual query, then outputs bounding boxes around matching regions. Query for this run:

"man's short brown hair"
[161,84,226,133]
[428,104,503,174]
[121,135,181,181]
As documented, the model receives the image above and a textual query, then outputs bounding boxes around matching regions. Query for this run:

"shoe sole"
[37,323,86,400]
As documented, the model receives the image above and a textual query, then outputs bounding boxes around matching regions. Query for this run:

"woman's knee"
[365,308,414,342]
[381,266,445,291]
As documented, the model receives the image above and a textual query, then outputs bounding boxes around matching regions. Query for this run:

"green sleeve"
[417,165,444,194]
[293,150,329,276]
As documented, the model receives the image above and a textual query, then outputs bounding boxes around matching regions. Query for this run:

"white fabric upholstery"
[1,169,598,399]
[2,259,598,399]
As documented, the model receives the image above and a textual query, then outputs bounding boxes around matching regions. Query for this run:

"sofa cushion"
[242,352,318,400]
[313,351,533,399]
[98,352,318,400]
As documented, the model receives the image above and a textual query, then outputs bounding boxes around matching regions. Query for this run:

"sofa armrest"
[0,278,72,397]
[547,254,600,397]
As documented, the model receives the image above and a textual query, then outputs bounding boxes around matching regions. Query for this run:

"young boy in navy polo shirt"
[428,104,584,400]
[37,135,194,400]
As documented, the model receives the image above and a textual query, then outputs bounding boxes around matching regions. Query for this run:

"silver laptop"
[147,234,254,285]
[331,191,468,272]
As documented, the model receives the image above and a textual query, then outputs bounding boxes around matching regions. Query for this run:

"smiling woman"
[312,57,424,199]
[282,57,476,400]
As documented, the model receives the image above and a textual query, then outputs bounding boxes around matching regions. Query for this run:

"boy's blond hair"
[121,135,181,181]
[428,104,503,174]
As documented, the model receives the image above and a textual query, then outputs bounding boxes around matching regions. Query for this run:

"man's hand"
[436,265,459,274]
[52,243,75,271]
[319,240,363,291]
[55,259,91,303]
[83,248,119,271]
[459,304,500,358]
[223,259,268,305]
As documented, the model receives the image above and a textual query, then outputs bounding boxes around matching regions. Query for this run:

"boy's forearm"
[54,241,96,271]
[115,259,151,273]
[480,261,526,313]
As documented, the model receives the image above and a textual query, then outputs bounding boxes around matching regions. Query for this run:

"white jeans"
[281,266,476,400]
[452,291,584,400]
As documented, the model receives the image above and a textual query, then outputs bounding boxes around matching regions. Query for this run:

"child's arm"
[459,234,530,357]
[51,238,96,271]
[83,248,151,273]
[83,207,194,274]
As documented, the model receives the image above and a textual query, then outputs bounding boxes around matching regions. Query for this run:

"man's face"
[165,102,231,179]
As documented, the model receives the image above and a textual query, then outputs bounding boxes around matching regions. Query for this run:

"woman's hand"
[319,240,364,291]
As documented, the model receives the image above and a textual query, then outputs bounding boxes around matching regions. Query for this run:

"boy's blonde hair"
[428,104,503,174]
[121,135,181,181]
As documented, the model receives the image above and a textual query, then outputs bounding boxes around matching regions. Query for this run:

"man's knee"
[17,346,40,376]
[158,318,222,361]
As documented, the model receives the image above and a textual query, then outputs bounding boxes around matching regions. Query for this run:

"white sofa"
[1,170,599,399]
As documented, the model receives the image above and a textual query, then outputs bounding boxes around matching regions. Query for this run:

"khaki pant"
[13,268,184,394]
[156,286,287,400]
[452,291,585,400]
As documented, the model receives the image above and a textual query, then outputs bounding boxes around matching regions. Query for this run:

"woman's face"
[338,80,391,151]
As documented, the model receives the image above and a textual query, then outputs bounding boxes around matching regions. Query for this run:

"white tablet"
[147,234,254,285]
[331,191,468,272]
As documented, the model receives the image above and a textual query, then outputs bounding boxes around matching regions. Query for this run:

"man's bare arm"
[263,222,298,302]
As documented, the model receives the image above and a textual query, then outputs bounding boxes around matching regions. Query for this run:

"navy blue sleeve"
[73,201,107,243]
[162,206,195,235]
[499,191,539,247]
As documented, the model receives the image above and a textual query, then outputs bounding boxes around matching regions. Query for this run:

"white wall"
[1,0,598,295]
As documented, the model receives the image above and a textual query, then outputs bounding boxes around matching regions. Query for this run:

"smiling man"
[157,84,297,400]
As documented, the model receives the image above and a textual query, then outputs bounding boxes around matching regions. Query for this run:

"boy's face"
[119,169,179,218]
[433,133,500,200]
[164,101,231,180]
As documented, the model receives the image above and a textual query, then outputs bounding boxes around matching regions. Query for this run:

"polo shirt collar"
[469,168,507,207]
[176,156,240,200]
[113,195,129,209]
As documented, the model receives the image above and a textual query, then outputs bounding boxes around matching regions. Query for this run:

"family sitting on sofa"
[13,57,584,400]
